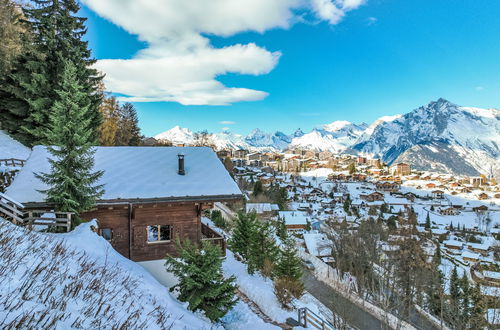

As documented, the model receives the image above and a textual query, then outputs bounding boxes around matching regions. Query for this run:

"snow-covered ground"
[0,130,31,160]
[0,218,211,329]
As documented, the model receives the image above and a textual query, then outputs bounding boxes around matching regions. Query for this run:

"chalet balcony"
[201,222,226,255]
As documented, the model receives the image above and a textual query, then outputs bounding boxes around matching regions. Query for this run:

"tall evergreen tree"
[0,0,103,145]
[165,239,237,322]
[230,212,258,261]
[252,180,263,197]
[36,61,103,215]
[425,211,431,229]
[115,102,141,146]
[469,282,487,329]
[275,238,303,282]
[247,221,279,275]
[98,95,120,146]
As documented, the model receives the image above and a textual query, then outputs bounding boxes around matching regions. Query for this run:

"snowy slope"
[352,99,500,177]
[0,130,31,160]
[0,218,210,329]
[289,121,367,153]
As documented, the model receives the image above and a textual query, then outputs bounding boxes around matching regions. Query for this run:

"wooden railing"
[201,222,226,255]
[0,158,26,167]
[0,192,72,232]
[298,307,336,330]
[25,210,72,232]
[0,192,24,224]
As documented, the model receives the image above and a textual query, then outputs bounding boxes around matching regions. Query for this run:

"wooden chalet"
[6,146,243,262]
[360,192,384,202]
[375,181,400,192]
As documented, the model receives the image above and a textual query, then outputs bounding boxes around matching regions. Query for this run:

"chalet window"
[147,225,172,243]
[100,228,113,241]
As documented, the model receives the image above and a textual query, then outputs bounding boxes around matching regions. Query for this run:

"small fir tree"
[165,239,237,322]
[252,180,263,197]
[275,238,303,283]
[247,221,279,276]
[36,61,103,216]
[469,282,487,329]
[230,212,258,260]
[425,212,431,229]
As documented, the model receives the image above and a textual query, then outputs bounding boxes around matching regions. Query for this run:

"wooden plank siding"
[81,201,213,262]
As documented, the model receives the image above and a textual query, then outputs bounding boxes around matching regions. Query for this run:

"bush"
[273,277,304,310]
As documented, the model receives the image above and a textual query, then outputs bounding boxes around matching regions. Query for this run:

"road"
[302,269,390,329]
[302,269,440,330]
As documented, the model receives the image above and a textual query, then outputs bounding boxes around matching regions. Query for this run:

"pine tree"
[36,61,103,215]
[252,180,263,197]
[115,102,142,145]
[425,211,431,229]
[469,282,487,329]
[275,238,303,282]
[0,0,103,145]
[165,239,237,322]
[448,266,461,325]
[247,221,279,275]
[230,212,258,260]
[459,273,470,323]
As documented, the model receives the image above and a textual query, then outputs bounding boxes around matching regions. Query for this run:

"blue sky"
[80,0,500,137]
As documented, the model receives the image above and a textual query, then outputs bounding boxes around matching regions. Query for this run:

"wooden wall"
[81,201,211,262]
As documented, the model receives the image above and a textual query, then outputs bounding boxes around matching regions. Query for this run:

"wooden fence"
[0,158,26,167]
[0,192,72,232]
[201,222,226,255]
[298,307,336,330]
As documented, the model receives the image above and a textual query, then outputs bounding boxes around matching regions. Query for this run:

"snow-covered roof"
[303,233,332,256]
[279,211,309,225]
[461,251,480,260]
[483,271,500,280]
[7,146,242,204]
[246,203,279,214]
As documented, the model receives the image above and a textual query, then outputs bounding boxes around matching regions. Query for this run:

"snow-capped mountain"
[289,121,367,153]
[351,98,500,177]
[245,129,291,150]
[154,125,195,145]
[153,98,499,177]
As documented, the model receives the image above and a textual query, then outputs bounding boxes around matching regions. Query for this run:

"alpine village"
[0,1,499,329]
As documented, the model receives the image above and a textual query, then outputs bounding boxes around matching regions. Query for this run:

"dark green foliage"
[247,221,279,275]
[387,216,397,230]
[230,212,258,261]
[275,238,303,283]
[425,212,431,229]
[252,180,263,197]
[165,239,237,322]
[267,186,288,210]
[469,283,487,329]
[36,61,103,214]
[348,162,356,174]
[343,194,351,213]
[115,102,142,146]
[276,219,287,241]
[211,210,226,229]
[0,0,103,145]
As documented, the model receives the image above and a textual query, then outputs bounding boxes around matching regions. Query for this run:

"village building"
[278,211,309,231]
[443,239,464,251]
[245,203,279,216]
[391,162,411,176]
[6,146,243,262]
[360,192,384,202]
[431,190,445,199]
[461,251,481,263]
[477,192,489,200]
[439,207,460,216]
[375,181,400,192]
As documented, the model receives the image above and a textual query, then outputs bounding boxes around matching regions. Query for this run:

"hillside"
[352,98,500,177]
[0,218,211,329]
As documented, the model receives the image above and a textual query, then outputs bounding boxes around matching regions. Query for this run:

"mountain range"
[154,99,500,178]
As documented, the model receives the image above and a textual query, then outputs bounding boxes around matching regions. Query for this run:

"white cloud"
[82,0,365,105]
[219,121,236,125]
[367,16,377,25]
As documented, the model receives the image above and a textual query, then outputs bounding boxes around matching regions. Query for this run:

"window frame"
[146,224,172,244]
[100,228,113,241]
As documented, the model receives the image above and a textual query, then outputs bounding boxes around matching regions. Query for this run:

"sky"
[79,0,500,137]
